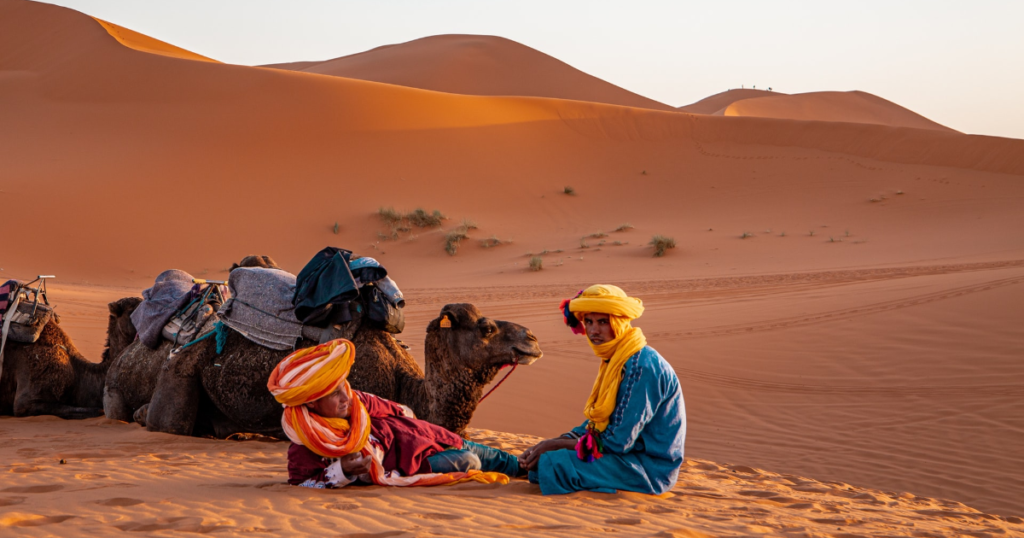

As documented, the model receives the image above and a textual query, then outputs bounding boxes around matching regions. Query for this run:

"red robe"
[287,390,463,485]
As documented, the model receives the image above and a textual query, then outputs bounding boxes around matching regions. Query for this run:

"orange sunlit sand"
[1,0,1023,536]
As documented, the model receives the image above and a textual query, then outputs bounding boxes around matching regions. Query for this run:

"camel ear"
[429,308,459,331]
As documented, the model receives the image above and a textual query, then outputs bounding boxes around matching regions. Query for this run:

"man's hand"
[339,452,372,476]
[520,437,577,471]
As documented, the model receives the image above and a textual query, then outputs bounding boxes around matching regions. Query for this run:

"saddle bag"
[7,300,55,344]
[360,283,405,334]
[162,301,215,346]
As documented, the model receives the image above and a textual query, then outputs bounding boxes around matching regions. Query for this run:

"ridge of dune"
[722,90,956,132]
[92,17,218,63]
[678,88,780,114]
[260,34,676,111]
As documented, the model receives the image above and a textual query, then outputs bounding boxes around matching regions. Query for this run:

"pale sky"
[45,0,1024,140]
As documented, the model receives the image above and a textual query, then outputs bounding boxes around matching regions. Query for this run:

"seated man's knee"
[457,451,482,472]
[429,450,481,473]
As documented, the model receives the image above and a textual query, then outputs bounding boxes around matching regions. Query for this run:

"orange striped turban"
[267,339,509,487]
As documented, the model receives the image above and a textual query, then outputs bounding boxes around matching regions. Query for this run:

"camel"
[143,303,543,439]
[103,255,280,423]
[0,298,138,418]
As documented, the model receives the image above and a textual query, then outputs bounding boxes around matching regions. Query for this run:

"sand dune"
[260,34,676,111]
[2,0,1024,523]
[677,88,780,114]
[722,90,956,131]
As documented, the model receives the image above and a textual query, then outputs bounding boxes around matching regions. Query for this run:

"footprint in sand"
[636,505,677,514]
[0,513,75,527]
[606,517,646,525]
[1,485,63,494]
[323,503,360,511]
[414,512,464,520]
[337,532,407,538]
[95,497,145,507]
[10,466,44,473]
[0,496,26,507]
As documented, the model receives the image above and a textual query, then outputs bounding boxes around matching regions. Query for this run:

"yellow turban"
[568,285,647,432]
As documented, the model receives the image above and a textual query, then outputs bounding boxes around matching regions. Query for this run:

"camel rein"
[478,356,519,403]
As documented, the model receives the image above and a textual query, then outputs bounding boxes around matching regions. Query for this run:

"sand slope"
[2,418,1021,538]
[260,34,676,111]
[722,90,956,131]
[3,0,1024,520]
[677,88,779,114]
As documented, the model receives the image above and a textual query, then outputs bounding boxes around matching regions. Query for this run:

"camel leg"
[102,385,134,422]
[145,360,201,436]
[14,393,103,419]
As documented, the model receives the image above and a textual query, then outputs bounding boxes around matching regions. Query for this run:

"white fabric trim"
[324,458,357,488]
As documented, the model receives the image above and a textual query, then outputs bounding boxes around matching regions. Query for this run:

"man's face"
[583,313,614,345]
[308,385,351,419]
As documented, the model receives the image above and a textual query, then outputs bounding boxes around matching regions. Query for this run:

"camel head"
[230,255,280,272]
[103,297,142,363]
[425,304,543,377]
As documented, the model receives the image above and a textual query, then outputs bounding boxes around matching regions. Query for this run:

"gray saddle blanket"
[131,270,194,349]
[219,267,302,350]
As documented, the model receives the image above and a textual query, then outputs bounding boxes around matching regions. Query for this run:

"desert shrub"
[406,208,446,228]
[588,231,608,239]
[649,235,676,257]
[460,218,478,230]
[741,232,752,239]
[333,222,340,235]
[480,235,504,248]
[529,256,543,271]
[445,227,469,256]
[563,186,576,196]
[614,223,633,232]
[378,206,402,225]
[580,238,590,249]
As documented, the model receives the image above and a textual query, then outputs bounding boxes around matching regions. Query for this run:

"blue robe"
[530,345,685,495]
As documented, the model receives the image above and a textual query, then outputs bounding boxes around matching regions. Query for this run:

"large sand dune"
[678,88,780,114]
[2,0,1024,525]
[722,90,956,132]
[261,34,675,111]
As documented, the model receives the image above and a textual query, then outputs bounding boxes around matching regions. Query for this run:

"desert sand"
[2,0,1023,533]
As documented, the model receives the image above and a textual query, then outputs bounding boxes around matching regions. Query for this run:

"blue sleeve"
[599,353,663,454]
[565,419,589,439]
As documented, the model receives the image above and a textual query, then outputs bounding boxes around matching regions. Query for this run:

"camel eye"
[479,322,497,337]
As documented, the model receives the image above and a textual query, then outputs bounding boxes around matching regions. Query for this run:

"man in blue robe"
[521,284,686,495]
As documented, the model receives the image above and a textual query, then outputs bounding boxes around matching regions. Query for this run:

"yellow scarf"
[569,285,647,432]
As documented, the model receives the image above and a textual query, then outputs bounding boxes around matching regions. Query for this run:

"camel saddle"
[0,279,55,345]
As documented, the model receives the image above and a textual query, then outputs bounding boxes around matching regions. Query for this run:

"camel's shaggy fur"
[143,303,542,438]
[0,299,136,418]
[103,256,281,423]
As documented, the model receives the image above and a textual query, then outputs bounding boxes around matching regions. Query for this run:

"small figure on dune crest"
[1,277,136,419]
[270,339,525,488]
[521,284,686,495]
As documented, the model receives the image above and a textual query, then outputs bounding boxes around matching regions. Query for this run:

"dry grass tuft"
[563,186,576,196]
[529,256,543,271]
[407,208,447,228]
[480,235,510,248]
[614,223,634,232]
[445,227,469,256]
[649,235,676,257]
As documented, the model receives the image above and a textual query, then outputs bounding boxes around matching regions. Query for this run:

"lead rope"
[478,357,519,403]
